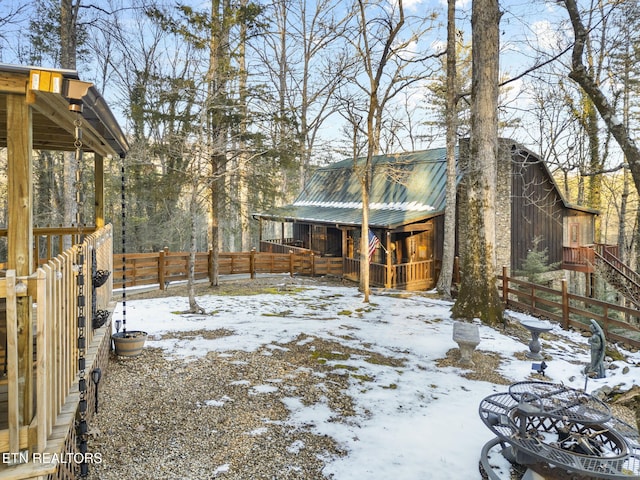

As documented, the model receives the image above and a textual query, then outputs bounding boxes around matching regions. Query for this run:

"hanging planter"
[112,330,147,357]
[92,269,111,288]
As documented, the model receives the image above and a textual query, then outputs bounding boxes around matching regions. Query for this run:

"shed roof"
[0,63,129,157]
[256,148,452,229]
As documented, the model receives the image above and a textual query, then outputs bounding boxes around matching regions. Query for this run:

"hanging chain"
[121,154,127,335]
[75,117,84,235]
[74,114,89,478]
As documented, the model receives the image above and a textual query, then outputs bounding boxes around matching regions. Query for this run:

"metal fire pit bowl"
[479,381,640,479]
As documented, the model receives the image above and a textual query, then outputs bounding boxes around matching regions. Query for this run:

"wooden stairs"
[594,246,640,309]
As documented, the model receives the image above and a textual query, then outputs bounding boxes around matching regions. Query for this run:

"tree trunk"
[451,0,503,325]
[436,0,458,298]
[188,183,205,314]
[238,0,251,251]
[208,0,231,287]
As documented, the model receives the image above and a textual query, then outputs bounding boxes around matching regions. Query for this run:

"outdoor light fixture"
[64,79,93,112]
[531,361,547,376]
[115,319,121,333]
[91,368,102,414]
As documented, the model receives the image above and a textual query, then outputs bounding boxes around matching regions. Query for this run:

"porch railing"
[343,257,434,290]
[0,225,113,473]
[0,226,98,271]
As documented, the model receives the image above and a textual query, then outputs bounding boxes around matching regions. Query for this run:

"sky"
[0,0,578,156]
[112,277,640,479]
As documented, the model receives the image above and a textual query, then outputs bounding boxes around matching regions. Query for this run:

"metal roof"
[255,148,454,229]
[254,140,598,230]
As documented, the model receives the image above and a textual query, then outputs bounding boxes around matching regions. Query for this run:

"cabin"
[254,138,598,290]
[0,64,128,479]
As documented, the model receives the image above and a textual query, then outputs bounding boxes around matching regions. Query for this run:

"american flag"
[368,230,380,262]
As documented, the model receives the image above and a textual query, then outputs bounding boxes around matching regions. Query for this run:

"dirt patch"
[122,275,349,301]
[437,348,512,385]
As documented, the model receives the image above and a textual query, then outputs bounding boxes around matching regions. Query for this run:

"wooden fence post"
[250,248,256,279]
[502,266,508,306]
[561,279,569,330]
[289,251,294,277]
[311,252,315,277]
[208,249,213,284]
[159,247,168,290]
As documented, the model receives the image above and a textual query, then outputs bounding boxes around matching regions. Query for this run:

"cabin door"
[569,223,580,248]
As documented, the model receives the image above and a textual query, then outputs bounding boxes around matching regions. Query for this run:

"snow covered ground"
[112,278,640,479]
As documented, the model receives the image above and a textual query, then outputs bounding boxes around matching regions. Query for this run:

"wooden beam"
[392,222,433,233]
[36,267,48,452]
[0,72,28,95]
[95,153,104,229]
[5,271,19,455]
[6,93,34,428]
[28,90,114,158]
[7,94,33,275]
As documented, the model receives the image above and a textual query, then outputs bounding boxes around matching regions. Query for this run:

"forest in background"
[0,0,638,268]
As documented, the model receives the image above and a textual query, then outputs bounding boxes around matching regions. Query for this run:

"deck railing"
[0,225,113,475]
[259,239,312,255]
[0,226,98,271]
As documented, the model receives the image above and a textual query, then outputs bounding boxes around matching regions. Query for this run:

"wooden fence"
[109,248,640,348]
[500,266,640,349]
[112,249,344,290]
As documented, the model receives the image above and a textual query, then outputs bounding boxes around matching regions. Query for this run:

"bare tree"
[435,0,458,298]
[255,0,352,192]
[562,0,640,199]
[451,0,504,325]
[340,0,437,301]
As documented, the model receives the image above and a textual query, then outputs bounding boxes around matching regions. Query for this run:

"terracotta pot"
[112,331,147,357]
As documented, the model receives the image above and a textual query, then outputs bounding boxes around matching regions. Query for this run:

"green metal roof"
[255,148,454,229]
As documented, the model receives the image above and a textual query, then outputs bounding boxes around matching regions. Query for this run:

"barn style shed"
[0,63,128,480]
[254,139,597,290]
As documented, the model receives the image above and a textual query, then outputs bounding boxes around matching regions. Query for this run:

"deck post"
[7,93,34,428]
[5,271,20,455]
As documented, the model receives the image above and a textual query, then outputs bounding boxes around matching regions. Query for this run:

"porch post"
[385,231,391,288]
[7,93,34,424]
[95,153,105,229]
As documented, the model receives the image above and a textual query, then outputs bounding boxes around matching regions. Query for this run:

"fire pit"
[479,381,640,479]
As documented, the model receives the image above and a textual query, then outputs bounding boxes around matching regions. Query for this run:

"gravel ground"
[88,277,362,480]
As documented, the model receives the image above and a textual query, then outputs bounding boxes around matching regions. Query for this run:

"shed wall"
[510,149,564,272]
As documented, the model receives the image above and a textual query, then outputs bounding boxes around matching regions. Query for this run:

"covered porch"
[0,64,128,479]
